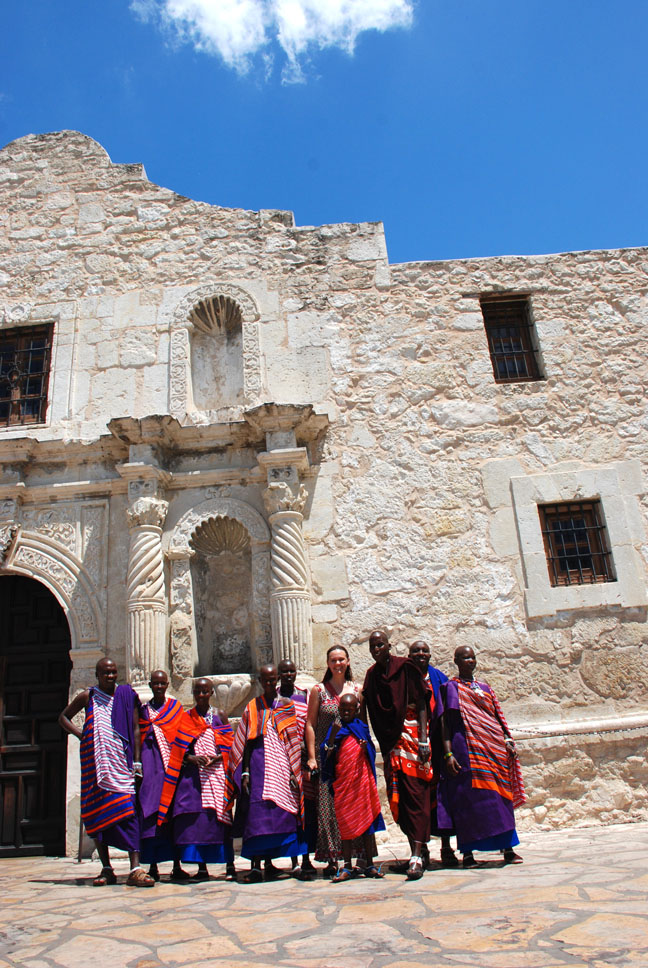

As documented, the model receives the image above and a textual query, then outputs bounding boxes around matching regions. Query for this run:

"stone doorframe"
[169,282,263,420]
[166,496,272,698]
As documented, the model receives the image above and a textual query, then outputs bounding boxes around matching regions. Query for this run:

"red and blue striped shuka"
[80,693,136,838]
[456,678,526,808]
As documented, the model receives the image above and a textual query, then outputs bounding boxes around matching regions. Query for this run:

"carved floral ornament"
[263,481,308,516]
[127,496,169,530]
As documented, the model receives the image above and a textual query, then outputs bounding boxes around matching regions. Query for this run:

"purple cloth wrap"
[139,724,165,831]
[96,813,140,852]
[110,683,140,771]
[234,737,298,843]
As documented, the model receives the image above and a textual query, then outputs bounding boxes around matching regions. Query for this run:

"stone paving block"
[156,937,244,963]
[110,917,211,945]
[48,933,151,968]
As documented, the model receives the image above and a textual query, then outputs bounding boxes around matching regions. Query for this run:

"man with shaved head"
[227,664,307,881]
[157,677,235,880]
[138,669,185,881]
[59,658,154,887]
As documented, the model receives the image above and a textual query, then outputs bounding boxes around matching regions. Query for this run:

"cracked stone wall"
[2,131,648,835]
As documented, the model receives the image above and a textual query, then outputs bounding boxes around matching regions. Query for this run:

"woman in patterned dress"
[305,645,363,876]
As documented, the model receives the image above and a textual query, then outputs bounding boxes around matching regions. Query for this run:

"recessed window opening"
[0,324,53,427]
[539,500,615,587]
[480,295,543,384]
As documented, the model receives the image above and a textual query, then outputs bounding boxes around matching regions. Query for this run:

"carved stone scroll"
[263,482,313,674]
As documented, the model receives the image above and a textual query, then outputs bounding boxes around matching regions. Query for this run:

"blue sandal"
[331,867,355,883]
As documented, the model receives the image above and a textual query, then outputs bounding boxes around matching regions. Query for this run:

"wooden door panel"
[0,576,71,856]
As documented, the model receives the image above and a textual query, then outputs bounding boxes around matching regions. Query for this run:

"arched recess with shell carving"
[166,497,272,690]
[169,283,262,420]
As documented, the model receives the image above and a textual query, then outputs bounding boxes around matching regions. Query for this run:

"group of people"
[59,630,525,886]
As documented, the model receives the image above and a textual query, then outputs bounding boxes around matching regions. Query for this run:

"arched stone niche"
[166,497,272,712]
[170,283,262,420]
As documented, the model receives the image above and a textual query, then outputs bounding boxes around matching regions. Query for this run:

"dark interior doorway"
[0,575,71,856]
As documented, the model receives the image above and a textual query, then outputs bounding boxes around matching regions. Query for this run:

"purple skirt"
[96,812,140,853]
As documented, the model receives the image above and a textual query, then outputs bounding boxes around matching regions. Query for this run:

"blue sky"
[2,1,647,263]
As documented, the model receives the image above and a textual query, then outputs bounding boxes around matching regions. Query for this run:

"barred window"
[480,295,543,383]
[539,501,615,587]
[0,325,53,427]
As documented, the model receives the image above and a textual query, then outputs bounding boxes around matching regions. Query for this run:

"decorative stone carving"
[170,497,270,554]
[263,483,313,674]
[190,516,250,556]
[172,283,260,330]
[263,481,308,517]
[169,327,189,419]
[209,674,255,716]
[170,609,194,682]
[127,496,168,529]
[242,321,262,398]
[21,508,77,554]
[0,524,19,564]
[126,494,169,686]
[11,541,100,643]
[190,295,242,335]
[80,504,106,587]
[170,284,262,417]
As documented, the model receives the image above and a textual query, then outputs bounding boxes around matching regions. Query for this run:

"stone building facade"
[1,130,647,855]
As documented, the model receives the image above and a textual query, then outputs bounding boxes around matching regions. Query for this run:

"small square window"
[0,325,53,427]
[539,500,615,587]
[480,295,543,383]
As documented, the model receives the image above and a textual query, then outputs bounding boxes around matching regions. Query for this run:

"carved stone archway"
[166,497,271,710]
[169,283,263,420]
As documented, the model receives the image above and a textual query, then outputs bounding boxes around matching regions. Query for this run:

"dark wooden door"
[0,575,71,856]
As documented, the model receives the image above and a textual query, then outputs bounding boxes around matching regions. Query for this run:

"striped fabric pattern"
[455,678,526,808]
[226,697,304,823]
[92,689,134,795]
[194,727,231,823]
[157,709,234,825]
[80,694,135,837]
[389,706,433,822]
[332,733,382,840]
[140,697,184,772]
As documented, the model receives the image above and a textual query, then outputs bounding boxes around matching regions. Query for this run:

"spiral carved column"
[126,496,168,686]
[264,482,313,675]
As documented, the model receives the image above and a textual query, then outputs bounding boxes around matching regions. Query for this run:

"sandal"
[331,867,355,883]
[406,858,424,881]
[93,866,116,887]
[462,853,479,868]
[363,864,384,879]
[126,868,155,887]
[225,864,237,882]
[503,850,523,864]
[323,863,338,879]
[440,847,459,868]
[245,867,263,883]
[191,869,209,881]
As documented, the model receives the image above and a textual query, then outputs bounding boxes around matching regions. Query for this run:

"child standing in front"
[321,693,385,882]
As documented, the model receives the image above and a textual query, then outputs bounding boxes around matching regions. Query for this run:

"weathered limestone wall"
[1,131,648,843]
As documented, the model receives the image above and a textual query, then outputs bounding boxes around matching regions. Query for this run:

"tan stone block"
[311,555,349,603]
[156,937,243,964]
[553,913,648,949]
[48,935,151,968]
[111,917,211,945]
[218,910,320,942]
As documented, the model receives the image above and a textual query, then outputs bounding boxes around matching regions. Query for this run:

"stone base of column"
[270,588,313,675]
[127,602,167,691]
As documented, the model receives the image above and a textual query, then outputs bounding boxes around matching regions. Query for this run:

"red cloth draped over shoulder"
[157,708,233,825]
[363,655,430,758]
[139,697,184,743]
[332,735,382,840]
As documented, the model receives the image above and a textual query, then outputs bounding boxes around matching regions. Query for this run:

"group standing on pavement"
[59,631,525,886]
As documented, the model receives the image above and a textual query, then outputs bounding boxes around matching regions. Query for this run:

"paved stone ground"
[1,822,647,968]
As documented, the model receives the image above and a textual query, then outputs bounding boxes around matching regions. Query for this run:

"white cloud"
[133,0,414,78]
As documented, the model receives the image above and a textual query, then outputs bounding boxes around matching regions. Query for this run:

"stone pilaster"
[263,478,313,675]
[125,494,168,686]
